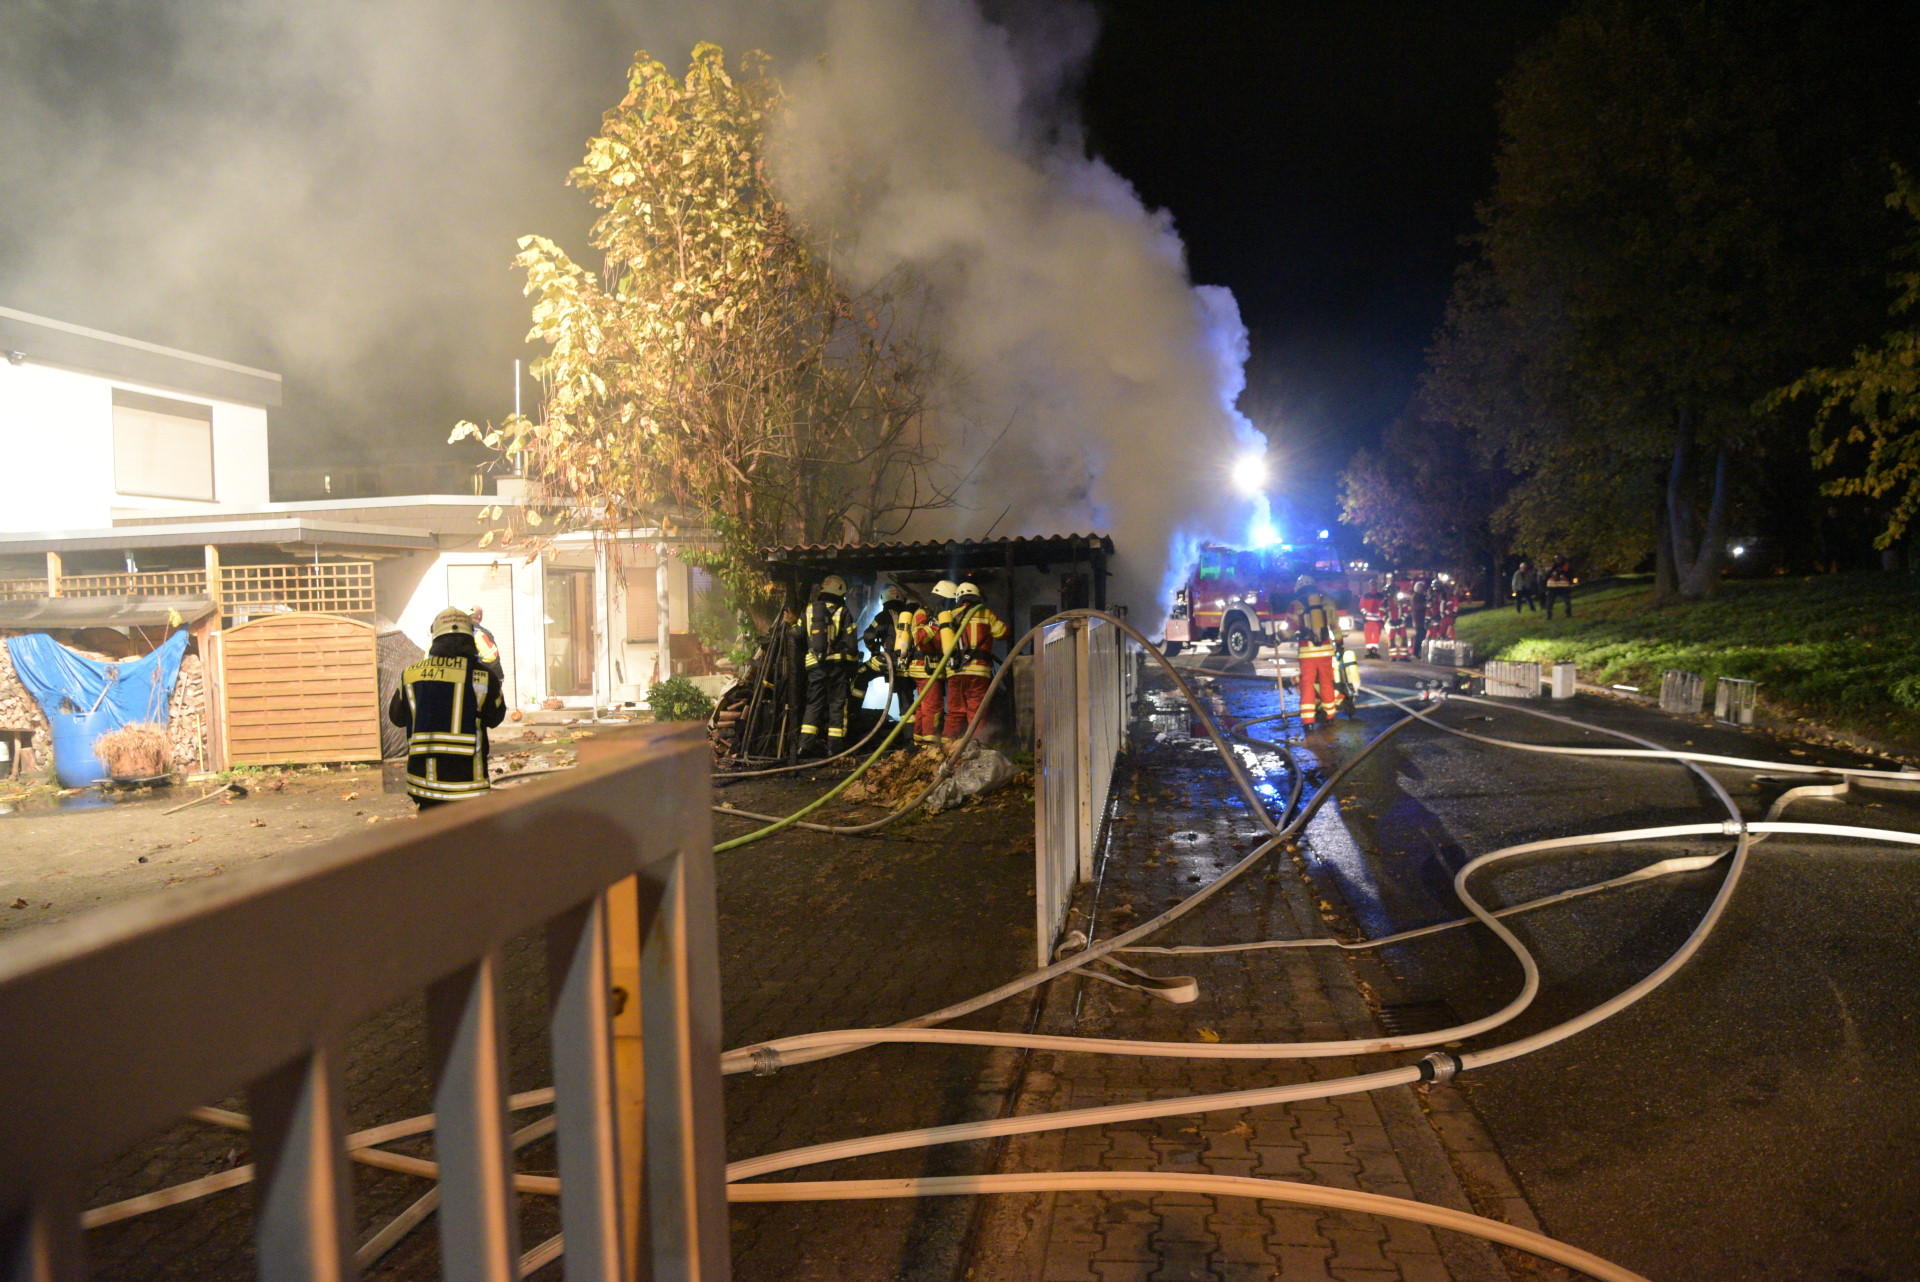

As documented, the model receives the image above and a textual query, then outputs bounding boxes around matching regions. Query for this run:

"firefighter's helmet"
[932,579,959,600]
[882,584,907,603]
[431,607,475,637]
[955,581,982,601]
[1296,574,1317,592]
[819,574,847,597]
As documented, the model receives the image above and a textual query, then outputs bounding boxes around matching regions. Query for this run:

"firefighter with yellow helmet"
[1290,574,1343,727]
[940,580,1010,741]
[797,573,857,756]
[387,608,508,808]
[909,581,957,747]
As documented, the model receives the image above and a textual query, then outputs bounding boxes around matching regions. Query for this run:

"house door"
[545,569,594,696]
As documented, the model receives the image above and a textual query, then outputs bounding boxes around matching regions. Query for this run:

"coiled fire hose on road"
[94,614,1920,1281]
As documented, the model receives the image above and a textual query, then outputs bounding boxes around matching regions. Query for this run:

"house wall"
[0,360,269,532]
[377,550,547,712]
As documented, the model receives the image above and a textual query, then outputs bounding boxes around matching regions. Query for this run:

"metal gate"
[1033,615,1133,967]
[210,614,381,767]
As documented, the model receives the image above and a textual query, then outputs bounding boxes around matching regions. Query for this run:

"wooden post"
[43,552,59,599]
[204,545,224,624]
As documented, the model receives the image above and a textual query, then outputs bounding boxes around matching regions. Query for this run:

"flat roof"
[0,518,437,556]
[0,595,219,631]
[0,306,283,408]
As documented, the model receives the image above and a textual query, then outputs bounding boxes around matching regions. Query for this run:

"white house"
[0,307,718,773]
[0,306,274,531]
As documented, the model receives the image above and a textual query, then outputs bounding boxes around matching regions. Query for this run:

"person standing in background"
[388,608,507,809]
[1544,557,1576,619]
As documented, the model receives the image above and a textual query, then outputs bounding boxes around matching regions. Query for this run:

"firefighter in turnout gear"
[1359,579,1386,658]
[1385,581,1413,661]
[856,584,915,745]
[388,608,508,808]
[797,574,857,756]
[1429,578,1458,641]
[941,580,1009,741]
[1289,576,1343,726]
[909,581,957,746]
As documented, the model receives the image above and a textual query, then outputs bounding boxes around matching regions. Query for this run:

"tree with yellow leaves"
[456,43,945,602]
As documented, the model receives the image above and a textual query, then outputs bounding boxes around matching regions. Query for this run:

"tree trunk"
[1661,409,1730,602]
[1678,445,1730,599]
[1653,483,1678,605]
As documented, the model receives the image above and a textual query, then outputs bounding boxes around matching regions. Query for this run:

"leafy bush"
[648,675,715,723]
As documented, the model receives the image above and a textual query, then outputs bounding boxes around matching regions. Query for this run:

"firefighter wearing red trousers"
[1359,577,1386,657]
[910,580,957,748]
[1385,581,1413,661]
[1290,575,1342,725]
[1430,578,1458,641]
[941,580,1010,742]
[797,574,857,756]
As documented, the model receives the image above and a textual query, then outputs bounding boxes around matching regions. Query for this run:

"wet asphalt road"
[1196,655,1920,1282]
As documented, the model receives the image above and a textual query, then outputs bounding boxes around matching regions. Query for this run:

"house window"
[113,390,214,501]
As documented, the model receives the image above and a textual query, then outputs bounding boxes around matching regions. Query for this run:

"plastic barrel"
[49,709,113,788]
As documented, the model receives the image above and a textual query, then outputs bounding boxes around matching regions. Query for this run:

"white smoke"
[0,0,1268,616]
[775,0,1269,618]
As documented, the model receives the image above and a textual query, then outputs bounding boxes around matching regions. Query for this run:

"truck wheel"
[1223,618,1255,660]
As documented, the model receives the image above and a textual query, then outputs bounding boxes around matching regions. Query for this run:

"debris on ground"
[923,745,1023,813]
[840,745,953,807]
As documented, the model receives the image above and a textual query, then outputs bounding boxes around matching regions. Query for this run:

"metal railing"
[0,725,728,1282]
[1032,615,1134,967]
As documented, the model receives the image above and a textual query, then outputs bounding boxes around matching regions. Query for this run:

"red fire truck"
[1162,539,1360,660]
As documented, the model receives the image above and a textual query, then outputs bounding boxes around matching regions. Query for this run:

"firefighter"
[1430,578,1458,641]
[1359,577,1387,658]
[1290,575,1342,726]
[1385,580,1413,661]
[910,580,958,748]
[858,583,915,745]
[467,604,508,689]
[387,608,508,809]
[797,574,857,757]
[941,580,1010,743]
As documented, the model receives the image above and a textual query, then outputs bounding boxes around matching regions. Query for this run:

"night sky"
[1079,2,1567,515]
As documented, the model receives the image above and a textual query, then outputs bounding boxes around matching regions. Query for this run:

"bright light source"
[1317,528,1330,540]
[1247,516,1281,548]
[1731,545,1746,558]
[1232,452,1268,495]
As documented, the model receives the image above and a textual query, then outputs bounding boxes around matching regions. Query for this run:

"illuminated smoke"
[774,0,1269,619]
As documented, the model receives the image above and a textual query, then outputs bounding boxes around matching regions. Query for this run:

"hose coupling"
[750,1046,784,1077]
[1720,819,1747,836]
[1416,1050,1463,1085]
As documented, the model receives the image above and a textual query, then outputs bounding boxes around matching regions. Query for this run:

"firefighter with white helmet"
[940,579,1010,742]
[797,573,857,756]
[909,580,958,747]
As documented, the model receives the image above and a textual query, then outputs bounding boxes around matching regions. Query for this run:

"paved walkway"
[968,671,1538,1281]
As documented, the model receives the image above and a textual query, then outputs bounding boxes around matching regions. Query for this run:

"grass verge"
[1455,572,1920,757]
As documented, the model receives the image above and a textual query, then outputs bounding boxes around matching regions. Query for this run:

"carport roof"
[763,533,1114,576]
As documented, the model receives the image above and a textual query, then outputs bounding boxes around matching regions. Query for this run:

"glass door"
[544,569,594,696]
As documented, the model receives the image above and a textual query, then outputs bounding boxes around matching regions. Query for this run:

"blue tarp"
[6,630,189,787]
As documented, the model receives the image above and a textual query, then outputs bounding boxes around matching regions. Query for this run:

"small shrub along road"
[1456,572,1920,757]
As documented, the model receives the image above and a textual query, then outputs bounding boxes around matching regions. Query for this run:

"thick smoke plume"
[777,0,1269,616]
[0,0,1265,615]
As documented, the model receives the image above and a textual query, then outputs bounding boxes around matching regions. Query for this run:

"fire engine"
[1162,538,1359,659]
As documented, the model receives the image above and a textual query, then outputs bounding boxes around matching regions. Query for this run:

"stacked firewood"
[0,638,52,769]
[167,652,208,775]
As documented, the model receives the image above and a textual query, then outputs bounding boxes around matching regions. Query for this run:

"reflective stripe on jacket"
[389,651,506,802]
[939,603,1010,678]
[804,595,855,668]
